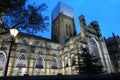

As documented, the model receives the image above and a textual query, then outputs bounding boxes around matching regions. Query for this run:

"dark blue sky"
[28,0,120,39]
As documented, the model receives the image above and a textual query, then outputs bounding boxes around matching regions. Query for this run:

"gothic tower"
[79,15,86,39]
[51,2,76,44]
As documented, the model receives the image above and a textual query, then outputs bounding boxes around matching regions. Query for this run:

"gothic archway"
[0,51,6,76]
[71,54,75,66]
[16,53,27,76]
[0,51,6,70]
[51,57,58,69]
[65,56,68,67]
[35,55,45,69]
[16,53,27,68]
[89,38,99,56]
[88,38,104,65]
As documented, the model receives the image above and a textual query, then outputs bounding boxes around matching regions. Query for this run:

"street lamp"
[10,28,19,37]
[4,28,19,77]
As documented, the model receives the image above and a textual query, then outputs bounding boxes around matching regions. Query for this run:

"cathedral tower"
[79,15,86,39]
[51,2,76,44]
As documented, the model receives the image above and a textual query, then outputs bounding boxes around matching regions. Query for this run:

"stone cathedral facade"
[0,2,114,76]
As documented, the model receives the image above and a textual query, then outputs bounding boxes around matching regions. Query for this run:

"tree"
[0,0,26,20]
[0,0,26,12]
[0,0,26,25]
[79,47,103,74]
[0,0,49,35]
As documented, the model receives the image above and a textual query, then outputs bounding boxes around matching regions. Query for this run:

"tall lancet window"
[65,56,68,67]
[71,54,75,66]
[35,56,44,68]
[0,51,6,71]
[51,57,58,69]
[16,53,27,68]
[89,38,102,64]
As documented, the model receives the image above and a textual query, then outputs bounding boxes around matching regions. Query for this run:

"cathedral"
[105,33,120,73]
[0,2,114,76]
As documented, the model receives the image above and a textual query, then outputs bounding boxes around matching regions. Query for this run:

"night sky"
[28,0,120,39]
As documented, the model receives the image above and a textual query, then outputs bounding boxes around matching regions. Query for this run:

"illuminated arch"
[89,37,104,66]
[51,57,58,69]
[65,56,68,67]
[35,55,45,68]
[16,53,27,68]
[90,38,99,56]
[0,51,6,71]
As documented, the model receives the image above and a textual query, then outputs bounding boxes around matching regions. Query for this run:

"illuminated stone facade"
[52,2,76,44]
[0,2,114,76]
[105,33,120,73]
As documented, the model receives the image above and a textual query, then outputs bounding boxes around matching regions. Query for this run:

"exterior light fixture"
[4,28,19,77]
[10,28,19,37]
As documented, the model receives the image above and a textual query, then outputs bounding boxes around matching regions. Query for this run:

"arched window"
[89,38,102,64]
[65,56,68,67]
[16,53,27,68]
[22,38,28,44]
[89,38,99,57]
[35,56,44,68]
[0,51,6,71]
[71,54,75,66]
[51,57,57,69]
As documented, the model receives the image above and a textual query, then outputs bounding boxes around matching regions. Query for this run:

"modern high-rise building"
[0,2,113,76]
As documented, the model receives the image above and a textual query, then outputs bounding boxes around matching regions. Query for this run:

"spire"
[112,32,115,38]
[79,15,86,26]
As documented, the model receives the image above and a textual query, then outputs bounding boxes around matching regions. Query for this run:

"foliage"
[79,47,103,74]
[0,0,49,35]
[0,0,26,13]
